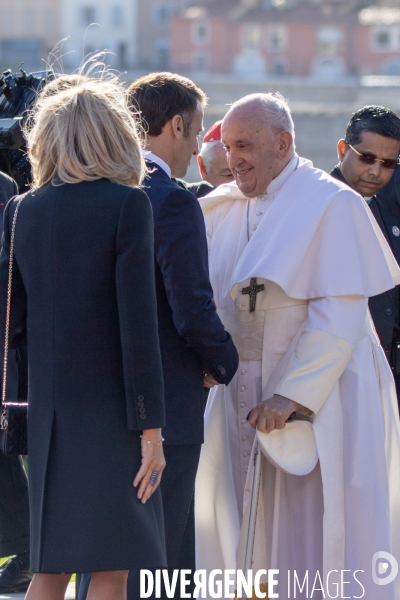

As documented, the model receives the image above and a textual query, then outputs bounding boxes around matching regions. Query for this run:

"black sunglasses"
[349,144,400,170]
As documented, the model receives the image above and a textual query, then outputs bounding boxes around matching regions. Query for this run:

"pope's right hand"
[248,394,301,433]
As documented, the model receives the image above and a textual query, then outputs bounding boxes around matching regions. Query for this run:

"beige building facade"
[0,0,61,73]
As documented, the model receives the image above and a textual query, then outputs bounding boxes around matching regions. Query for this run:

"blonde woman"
[0,75,166,600]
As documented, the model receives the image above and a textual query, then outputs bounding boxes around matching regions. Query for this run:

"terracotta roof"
[182,0,367,24]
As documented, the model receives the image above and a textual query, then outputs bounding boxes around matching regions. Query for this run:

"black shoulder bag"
[0,196,28,454]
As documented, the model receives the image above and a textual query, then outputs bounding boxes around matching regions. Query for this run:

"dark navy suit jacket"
[143,161,238,445]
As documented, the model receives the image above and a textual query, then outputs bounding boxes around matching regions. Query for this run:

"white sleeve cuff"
[275,328,354,414]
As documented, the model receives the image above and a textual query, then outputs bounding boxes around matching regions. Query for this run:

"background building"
[170,0,400,79]
[60,0,139,72]
[0,0,61,73]
[136,0,194,70]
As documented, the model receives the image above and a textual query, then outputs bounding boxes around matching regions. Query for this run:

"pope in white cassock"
[195,93,400,599]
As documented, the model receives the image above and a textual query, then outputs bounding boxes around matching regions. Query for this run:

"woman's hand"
[133,428,166,504]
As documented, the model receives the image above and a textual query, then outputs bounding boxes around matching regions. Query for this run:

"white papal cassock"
[195,156,400,599]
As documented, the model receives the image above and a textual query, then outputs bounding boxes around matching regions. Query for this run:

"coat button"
[217,364,226,377]
[140,414,146,419]
[138,401,144,407]
[385,308,392,315]
[139,407,146,413]
[392,226,400,237]
[138,395,144,401]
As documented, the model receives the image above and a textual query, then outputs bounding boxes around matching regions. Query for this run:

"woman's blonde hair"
[26,73,146,188]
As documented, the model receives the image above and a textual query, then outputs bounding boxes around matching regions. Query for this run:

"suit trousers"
[0,453,30,557]
[77,444,201,600]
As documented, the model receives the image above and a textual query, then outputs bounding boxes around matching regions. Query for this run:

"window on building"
[272,57,288,75]
[24,11,35,32]
[312,56,345,80]
[377,30,390,48]
[317,27,342,54]
[45,11,56,32]
[118,42,127,69]
[156,38,169,70]
[191,21,210,45]
[242,25,262,50]
[382,59,400,76]
[268,24,287,52]
[192,51,209,72]
[3,12,14,31]
[152,3,176,27]
[372,27,395,51]
[111,6,124,28]
[80,6,97,27]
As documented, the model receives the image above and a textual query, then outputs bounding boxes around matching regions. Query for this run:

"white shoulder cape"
[200,158,400,300]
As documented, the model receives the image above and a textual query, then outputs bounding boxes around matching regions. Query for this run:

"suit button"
[139,407,146,413]
[138,401,144,407]
[385,308,392,315]
[138,395,144,401]
[140,414,146,419]
[217,364,226,377]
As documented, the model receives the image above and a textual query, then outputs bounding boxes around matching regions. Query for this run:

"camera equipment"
[0,68,54,190]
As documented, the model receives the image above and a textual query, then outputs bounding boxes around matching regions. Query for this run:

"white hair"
[199,139,222,169]
[226,92,295,146]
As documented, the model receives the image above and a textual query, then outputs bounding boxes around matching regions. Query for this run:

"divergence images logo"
[372,552,398,586]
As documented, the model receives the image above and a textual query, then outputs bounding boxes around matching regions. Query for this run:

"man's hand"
[248,394,301,433]
[203,368,219,388]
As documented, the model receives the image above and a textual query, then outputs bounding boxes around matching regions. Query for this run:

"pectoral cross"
[242,278,264,312]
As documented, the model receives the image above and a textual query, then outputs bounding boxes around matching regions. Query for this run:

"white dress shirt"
[142,150,171,178]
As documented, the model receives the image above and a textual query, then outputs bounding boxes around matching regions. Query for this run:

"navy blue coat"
[143,162,238,445]
[0,180,167,573]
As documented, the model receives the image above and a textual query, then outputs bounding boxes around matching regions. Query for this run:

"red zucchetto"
[203,120,222,143]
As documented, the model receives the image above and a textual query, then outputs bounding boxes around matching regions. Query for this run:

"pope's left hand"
[248,394,301,433]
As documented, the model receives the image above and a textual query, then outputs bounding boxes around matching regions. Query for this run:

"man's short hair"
[127,72,207,138]
[345,105,400,146]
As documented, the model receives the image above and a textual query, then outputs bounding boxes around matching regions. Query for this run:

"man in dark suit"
[128,72,238,590]
[0,171,31,594]
[78,74,238,600]
[330,105,400,406]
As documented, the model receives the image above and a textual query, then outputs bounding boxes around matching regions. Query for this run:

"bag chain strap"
[1,197,24,430]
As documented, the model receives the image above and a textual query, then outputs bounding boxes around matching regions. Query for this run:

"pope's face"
[338,131,400,198]
[222,111,286,198]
